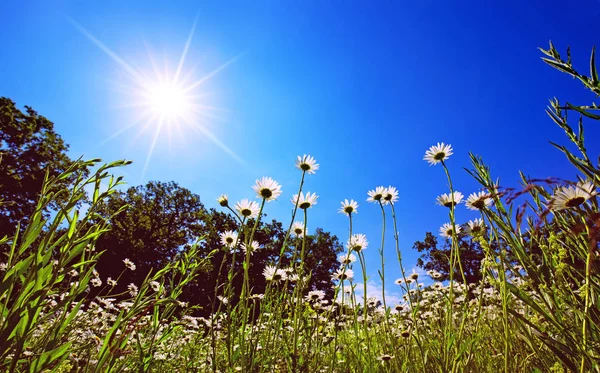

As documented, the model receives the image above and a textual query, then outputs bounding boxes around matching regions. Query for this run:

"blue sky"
[2,1,599,302]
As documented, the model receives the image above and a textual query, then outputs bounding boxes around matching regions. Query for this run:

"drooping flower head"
[123,258,136,271]
[339,199,359,216]
[465,191,493,211]
[439,223,462,238]
[252,177,282,201]
[217,194,229,207]
[549,181,597,210]
[424,142,453,165]
[436,191,464,208]
[235,199,260,218]
[346,234,368,253]
[296,154,319,174]
[219,230,238,248]
[367,186,386,204]
[383,186,399,204]
[291,192,318,209]
[291,221,305,237]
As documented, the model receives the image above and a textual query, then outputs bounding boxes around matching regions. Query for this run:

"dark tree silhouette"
[0,97,85,240]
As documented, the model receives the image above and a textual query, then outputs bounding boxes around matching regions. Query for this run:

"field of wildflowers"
[1,43,599,372]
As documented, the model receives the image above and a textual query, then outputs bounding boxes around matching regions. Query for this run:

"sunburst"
[68,16,245,178]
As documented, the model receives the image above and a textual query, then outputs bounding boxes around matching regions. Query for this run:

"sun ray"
[69,16,247,172]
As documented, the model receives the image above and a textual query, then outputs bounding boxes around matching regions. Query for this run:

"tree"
[413,225,488,284]
[93,181,209,290]
[0,97,85,239]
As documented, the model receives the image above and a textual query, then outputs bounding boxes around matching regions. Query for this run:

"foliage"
[0,97,86,241]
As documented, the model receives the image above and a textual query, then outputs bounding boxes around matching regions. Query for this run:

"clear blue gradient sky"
[2,1,599,301]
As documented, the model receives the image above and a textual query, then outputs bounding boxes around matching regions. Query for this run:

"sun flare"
[145,80,192,120]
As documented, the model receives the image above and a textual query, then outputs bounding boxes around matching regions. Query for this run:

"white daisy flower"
[436,191,464,208]
[439,223,461,238]
[367,186,386,204]
[465,191,493,211]
[383,186,399,204]
[252,177,282,201]
[549,181,597,210]
[127,283,138,297]
[217,295,229,305]
[217,194,229,207]
[263,265,287,282]
[466,218,486,236]
[150,281,161,292]
[296,154,319,174]
[338,253,357,265]
[424,142,453,165]
[306,290,326,302]
[219,230,239,248]
[394,278,404,285]
[91,278,102,287]
[338,199,359,216]
[291,221,305,237]
[123,258,136,271]
[291,192,318,209]
[409,270,419,280]
[235,199,260,218]
[107,277,117,287]
[241,241,260,256]
[332,268,354,282]
[377,354,394,362]
[346,234,368,252]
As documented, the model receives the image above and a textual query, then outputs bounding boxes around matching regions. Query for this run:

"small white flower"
[217,295,229,305]
[338,253,357,265]
[439,223,461,238]
[436,191,464,208]
[291,221,305,237]
[306,290,326,302]
[107,277,117,287]
[123,258,136,271]
[219,230,239,248]
[338,199,359,216]
[346,234,368,253]
[465,191,493,211]
[217,194,229,207]
[296,154,319,174]
[235,199,260,218]
[252,177,283,201]
[383,186,399,205]
[263,265,287,282]
[91,278,102,287]
[241,241,260,256]
[466,218,486,236]
[367,186,386,204]
[127,283,138,297]
[150,281,161,292]
[394,278,404,285]
[332,268,354,282]
[424,142,453,165]
[291,192,318,209]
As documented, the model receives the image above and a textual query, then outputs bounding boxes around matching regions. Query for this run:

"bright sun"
[69,16,246,178]
[146,80,192,120]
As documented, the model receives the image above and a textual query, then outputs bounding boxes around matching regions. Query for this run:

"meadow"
[1,43,599,373]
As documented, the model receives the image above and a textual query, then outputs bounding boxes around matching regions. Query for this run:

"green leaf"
[591,46,599,85]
